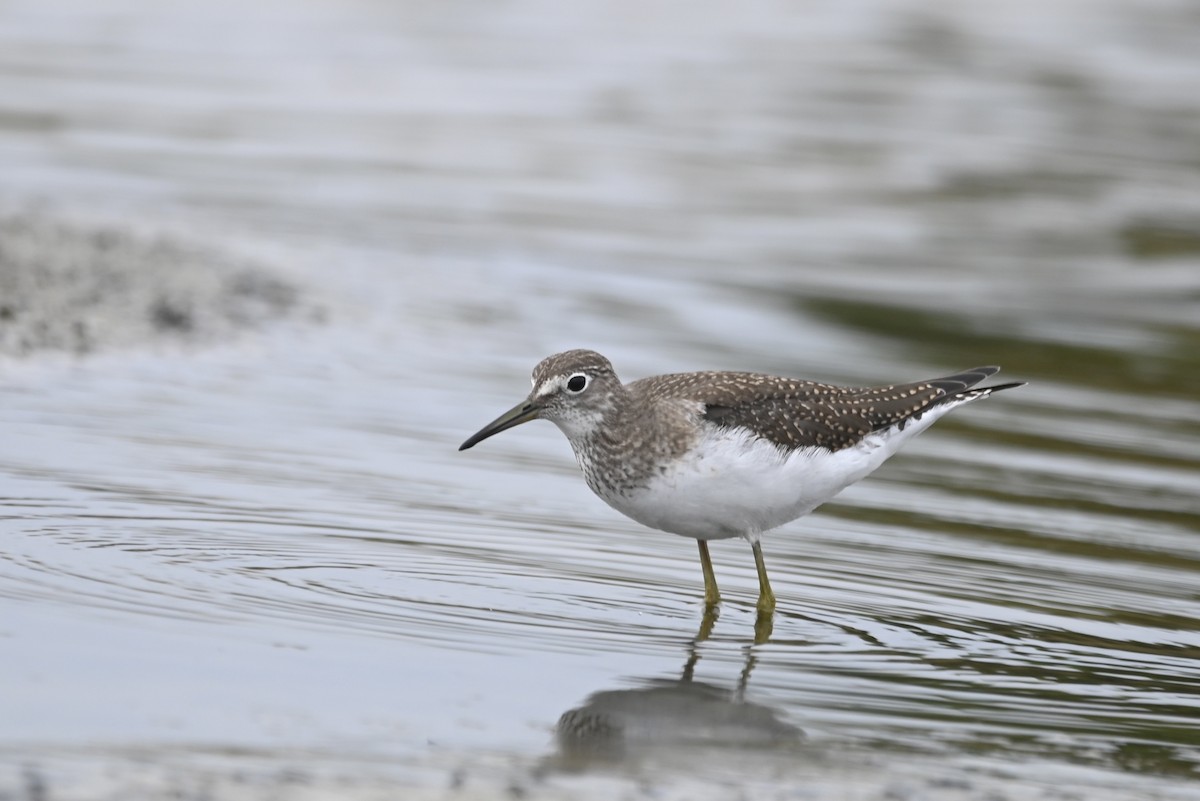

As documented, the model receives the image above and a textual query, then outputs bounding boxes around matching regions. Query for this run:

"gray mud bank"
[0,211,319,358]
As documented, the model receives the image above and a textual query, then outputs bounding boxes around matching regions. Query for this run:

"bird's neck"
[566,392,698,498]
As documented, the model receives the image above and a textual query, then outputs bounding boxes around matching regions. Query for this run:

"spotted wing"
[637,367,1012,452]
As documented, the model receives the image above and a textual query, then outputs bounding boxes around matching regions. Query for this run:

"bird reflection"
[554,637,802,766]
[697,602,773,643]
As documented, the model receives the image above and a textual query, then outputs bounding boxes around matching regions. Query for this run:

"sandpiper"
[459,350,1023,614]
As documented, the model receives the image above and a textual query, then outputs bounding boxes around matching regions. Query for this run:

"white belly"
[594,406,956,541]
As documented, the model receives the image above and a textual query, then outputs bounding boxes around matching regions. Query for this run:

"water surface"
[1,1,1199,798]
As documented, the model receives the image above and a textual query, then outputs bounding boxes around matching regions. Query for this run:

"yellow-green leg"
[695,603,719,642]
[751,540,776,614]
[697,540,721,607]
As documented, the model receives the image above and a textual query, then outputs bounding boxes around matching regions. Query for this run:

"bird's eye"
[566,374,588,393]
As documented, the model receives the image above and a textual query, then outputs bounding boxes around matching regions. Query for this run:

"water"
[1,1,1199,798]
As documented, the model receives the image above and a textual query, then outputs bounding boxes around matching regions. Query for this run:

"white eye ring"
[566,373,589,393]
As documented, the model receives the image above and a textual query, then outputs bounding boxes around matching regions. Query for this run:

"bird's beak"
[459,398,541,451]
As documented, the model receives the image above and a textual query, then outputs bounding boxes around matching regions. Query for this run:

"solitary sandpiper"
[459,350,1023,614]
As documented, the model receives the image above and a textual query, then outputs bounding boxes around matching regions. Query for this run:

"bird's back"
[630,366,1017,453]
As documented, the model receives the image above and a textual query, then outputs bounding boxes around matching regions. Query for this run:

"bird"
[459,349,1023,614]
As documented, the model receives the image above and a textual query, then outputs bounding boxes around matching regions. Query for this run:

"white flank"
[604,395,983,542]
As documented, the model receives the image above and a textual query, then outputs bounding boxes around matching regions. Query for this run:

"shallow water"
[2,0,1199,799]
